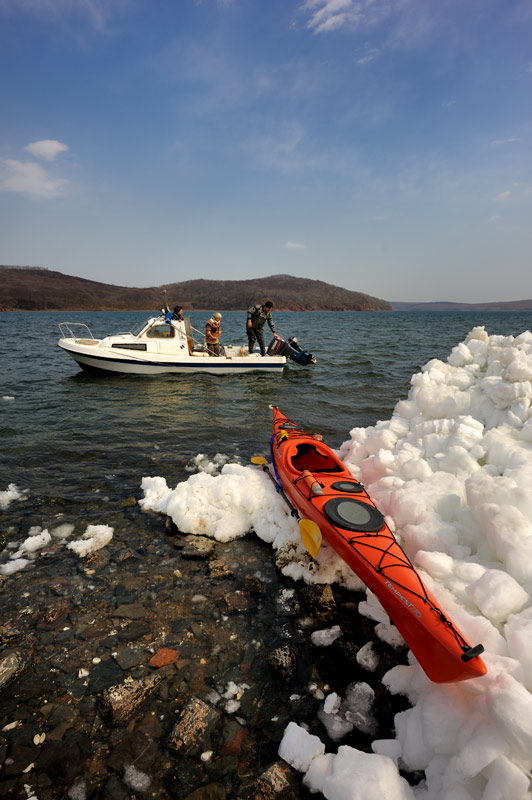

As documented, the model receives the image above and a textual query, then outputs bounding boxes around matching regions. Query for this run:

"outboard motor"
[267,334,316,365]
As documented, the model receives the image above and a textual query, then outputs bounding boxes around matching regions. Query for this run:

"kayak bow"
[270,406,487,684]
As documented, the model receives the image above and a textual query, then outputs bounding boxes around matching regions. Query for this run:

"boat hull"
[58,340,286,375]
[270,406,487,683]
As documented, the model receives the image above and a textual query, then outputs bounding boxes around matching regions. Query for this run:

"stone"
[168,697,221,754]
[117,620,151,642]
[100,675,161,725]
[180,536,216,559]
[112,603,146,620]
[148,648,180,668]
[209,559,234,579]
[221,591,255,614]
[0,651,25,692]
[183,784,228,800]
[113,645,144,670]
[266,646,300,684]
[253,761,299,799]
[243,575,266,594]
[36,731,92,785]
[86,659,125,695]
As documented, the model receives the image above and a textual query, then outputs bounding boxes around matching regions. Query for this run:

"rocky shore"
[0,499,412,799]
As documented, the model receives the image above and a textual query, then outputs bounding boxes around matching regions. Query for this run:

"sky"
[0,0,531,303]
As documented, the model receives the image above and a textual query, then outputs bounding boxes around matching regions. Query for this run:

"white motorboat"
[58,315,303,375]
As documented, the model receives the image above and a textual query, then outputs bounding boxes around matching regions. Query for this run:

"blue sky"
[1,0,531,302]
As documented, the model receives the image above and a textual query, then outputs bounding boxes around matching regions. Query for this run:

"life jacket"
[205,319,221,342]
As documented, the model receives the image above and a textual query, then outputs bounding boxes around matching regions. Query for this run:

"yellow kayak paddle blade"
[299,519,322,558]
[251,456,269,465]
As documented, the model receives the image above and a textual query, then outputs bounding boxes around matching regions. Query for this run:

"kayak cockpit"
[289,442,343,473]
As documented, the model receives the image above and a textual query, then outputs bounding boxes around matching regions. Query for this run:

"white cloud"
[493,190,511,202]
[302,0,354,34]
[491,138,521,145]
[0,159,69,198]
[0,0,129,32]
[25,139,69,161]
[357,48,381,65]
[285,241,306,249]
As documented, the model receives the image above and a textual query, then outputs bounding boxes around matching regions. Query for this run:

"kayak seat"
[290,443,343,473]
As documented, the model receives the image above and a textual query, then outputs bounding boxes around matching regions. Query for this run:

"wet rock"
[209,559,234,579]
[117,620,151,642]
[302,583,336,616]
[275,589,301,616]
[221,591,255,614]
[114,547,138,564]
[163,758,206,797]
[168,697,221,755]
[39,603,70,627]
[113,602,147,620]
[112,645,144,670]
[0,650,25,693]
[120,495,137,508]
[243,575,266,594]
[267,645,300,684]
[101,674,161,725]
[220,720,246,756]
[180,535,216,559]
[113,584,138,606]
[184,784,228,800]
[37,730,92,785]
[252,760,299,799]
[149,648,180,668]
[106,729,161,773]
[85,548,111,570]
[86,658,125,695]
[82,620,117,642]
[100,774,130,800]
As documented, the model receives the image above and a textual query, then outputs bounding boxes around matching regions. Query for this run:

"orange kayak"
[269,406,487,684]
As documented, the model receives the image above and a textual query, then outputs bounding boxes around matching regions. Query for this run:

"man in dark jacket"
[247,300,275,355]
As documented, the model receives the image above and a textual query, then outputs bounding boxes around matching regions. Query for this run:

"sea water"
[2,309,532,520]
[2,307,532,796]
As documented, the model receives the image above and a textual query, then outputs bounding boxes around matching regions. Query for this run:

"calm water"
[2,309,532,530]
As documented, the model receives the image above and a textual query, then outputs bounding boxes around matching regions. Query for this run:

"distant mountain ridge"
[0,266,391,312]
[391,299,532,311]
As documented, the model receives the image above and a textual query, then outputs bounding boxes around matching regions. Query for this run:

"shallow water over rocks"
[0,497,412,799]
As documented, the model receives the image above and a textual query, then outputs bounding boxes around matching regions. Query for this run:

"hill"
[0,266,391,312]
[391,300,532,311]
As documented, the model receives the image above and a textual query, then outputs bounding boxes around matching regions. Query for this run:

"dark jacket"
[247,304,275,332]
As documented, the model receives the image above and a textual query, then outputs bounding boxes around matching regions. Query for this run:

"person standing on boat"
[247,300,275,356]
[164,305,183,324]
[205,312,222,356]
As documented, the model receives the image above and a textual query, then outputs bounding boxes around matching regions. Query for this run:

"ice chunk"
[278,722,325,772]
[320,746,415,800]
[356,642,379,672]
[311,625,343,647]
[465,569,529,624]
[67,524,113,558]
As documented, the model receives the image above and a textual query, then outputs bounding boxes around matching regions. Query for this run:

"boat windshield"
[131,319,150,336]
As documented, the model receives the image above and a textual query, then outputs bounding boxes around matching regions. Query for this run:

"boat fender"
[297,469,323,496]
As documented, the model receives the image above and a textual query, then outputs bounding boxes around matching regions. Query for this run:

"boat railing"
[59,322,95,340]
